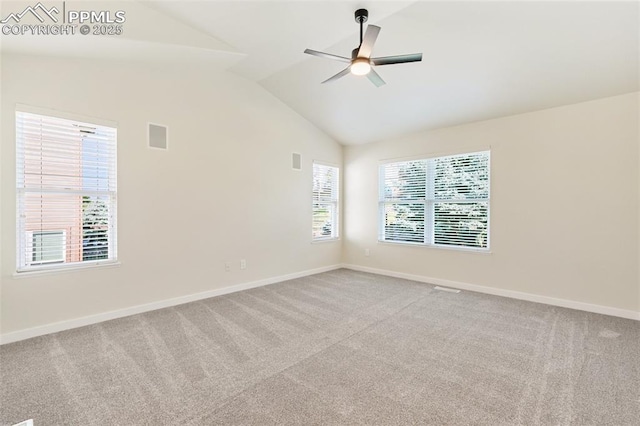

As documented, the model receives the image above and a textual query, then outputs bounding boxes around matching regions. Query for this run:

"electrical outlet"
[240,259,247,270]
[365,249,370,257]
[224,262,231,272]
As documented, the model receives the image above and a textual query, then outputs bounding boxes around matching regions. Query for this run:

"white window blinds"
[380,160,426,243]
[379,151,490,250]
[16,110,117,272]
[312,163,339,240]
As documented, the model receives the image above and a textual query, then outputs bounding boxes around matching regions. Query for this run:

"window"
[379,151,490,250]
[312,162,339,240]
[16,110,117,272]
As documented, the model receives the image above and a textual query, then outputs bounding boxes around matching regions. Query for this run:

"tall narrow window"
[16,110,117,272]
[312,162,339,240]
[379,151,490,250]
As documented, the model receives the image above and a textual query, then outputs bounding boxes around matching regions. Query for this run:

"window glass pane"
[313,163,339,240]
[313,164,338,202]
[312,203,334,238]
[434,201,488,248]
[24,193,83,263]
[382,161,426,201]
[434,152,489,200]
[82,196,110,261]
[383,203,425,243]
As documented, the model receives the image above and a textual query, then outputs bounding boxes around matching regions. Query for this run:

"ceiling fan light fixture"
[350,58,371,76]
[304,9,422,86]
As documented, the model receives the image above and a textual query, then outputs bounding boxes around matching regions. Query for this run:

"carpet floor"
[1,269,638,425]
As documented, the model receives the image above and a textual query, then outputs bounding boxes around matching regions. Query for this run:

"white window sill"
[377,240,491,254]
[312,237,340,244]
[13,260,121,278]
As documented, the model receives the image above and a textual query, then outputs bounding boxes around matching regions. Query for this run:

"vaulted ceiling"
[2,1,638,145]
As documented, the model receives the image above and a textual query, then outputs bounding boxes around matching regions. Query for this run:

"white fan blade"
[367,68,386,87]
[372,53,422,66]
[322,67,351,84]
[357,25,380,59]
[304,49,351,63]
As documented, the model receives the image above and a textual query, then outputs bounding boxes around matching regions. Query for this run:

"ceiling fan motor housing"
[355,9,368,23]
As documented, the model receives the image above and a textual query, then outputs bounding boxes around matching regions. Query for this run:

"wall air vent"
[148,123,168,150]
[292,152,301,170]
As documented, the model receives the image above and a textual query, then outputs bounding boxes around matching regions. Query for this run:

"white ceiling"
[2,1,638,145]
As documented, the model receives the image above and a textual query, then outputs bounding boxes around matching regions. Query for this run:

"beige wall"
[0,54,342,335]
[343,93,639,313]
[1,53,638,338]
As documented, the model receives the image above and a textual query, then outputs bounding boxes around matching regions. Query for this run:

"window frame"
[15,106,118,273]
[312,161,340,242]
[378,151,490,251]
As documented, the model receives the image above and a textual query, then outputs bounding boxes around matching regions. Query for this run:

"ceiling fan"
[304,9,422,87]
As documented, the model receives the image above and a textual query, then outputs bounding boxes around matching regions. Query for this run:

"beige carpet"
[1,269,638,425]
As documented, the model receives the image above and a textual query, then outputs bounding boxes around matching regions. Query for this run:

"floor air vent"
[433,286,461,293]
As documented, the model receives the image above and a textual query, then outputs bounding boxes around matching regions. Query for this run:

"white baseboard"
[342,264,640,321]
[0,264,342,345]
[4,263,636,345]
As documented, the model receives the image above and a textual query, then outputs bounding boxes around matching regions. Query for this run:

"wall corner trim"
[0,264,342,345]
[341,264,640,321]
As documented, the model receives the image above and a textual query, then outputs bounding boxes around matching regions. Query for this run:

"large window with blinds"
[16,110,117,272]
[312,162,339,240]
[379,151,490,250]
